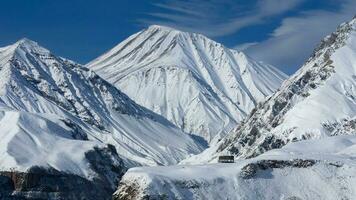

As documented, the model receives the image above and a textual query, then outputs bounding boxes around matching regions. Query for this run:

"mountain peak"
[0,38,48,66]
[12,38,41,50]
[11,38,50,57]
[16,37,37,45]
[147,24,178,32]
[145,24,208,39]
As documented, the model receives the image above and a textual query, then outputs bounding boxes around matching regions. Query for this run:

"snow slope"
[87,25,287,143]
[0,103,116,179]
[184,16,356,163]
[114,135,356,200]
[0,103,127,200]
[0,39,204,170]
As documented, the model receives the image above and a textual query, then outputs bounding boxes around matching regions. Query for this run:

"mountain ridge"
[0,38,204,170]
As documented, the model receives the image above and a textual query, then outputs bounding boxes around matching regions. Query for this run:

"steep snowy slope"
[0,39,204,168]
[114,135,356,200]
[186,16,356,163]
[87,25,287,143]
[0,104,98,176]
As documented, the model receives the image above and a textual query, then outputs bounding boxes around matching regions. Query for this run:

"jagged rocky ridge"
[87,25,287,143]
[183,16,356,163]
[0,39,205,199]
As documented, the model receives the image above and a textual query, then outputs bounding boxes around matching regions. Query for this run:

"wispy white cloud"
[140,0,304,37]
[140,0,355,74]
[234,42,258,51]
[244,0,356,74]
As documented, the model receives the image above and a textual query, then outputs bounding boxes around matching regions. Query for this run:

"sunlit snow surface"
[0,104,99,178]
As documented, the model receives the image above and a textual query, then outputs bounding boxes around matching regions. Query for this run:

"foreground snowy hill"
[114,135,356,200]
[0,103,125,199]
[87,25,287,143]
[183,16,356,164]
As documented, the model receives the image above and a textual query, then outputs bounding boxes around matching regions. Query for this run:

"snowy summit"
[87,25,287,143]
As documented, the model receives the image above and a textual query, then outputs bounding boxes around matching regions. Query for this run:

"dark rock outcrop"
[240,159,317,179]
[0,145,127,200]
[1,167,110,200]
[113,181,141,200]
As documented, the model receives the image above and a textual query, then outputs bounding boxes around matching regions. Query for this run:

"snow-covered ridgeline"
[183,17,356,164]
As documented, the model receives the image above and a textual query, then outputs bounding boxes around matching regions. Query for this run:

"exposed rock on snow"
[239,159,316,179]
[0,165,121,200]
[87,25,287,143]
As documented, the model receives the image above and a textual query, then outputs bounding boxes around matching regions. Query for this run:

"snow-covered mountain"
[87,25,287,143]
[0,38,204,170]
[114,135,356,200]
[186,16,356,163]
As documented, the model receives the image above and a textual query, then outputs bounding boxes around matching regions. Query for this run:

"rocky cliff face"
[0,169,114,200]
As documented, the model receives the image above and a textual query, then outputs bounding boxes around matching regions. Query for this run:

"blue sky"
[0,0,355,74]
